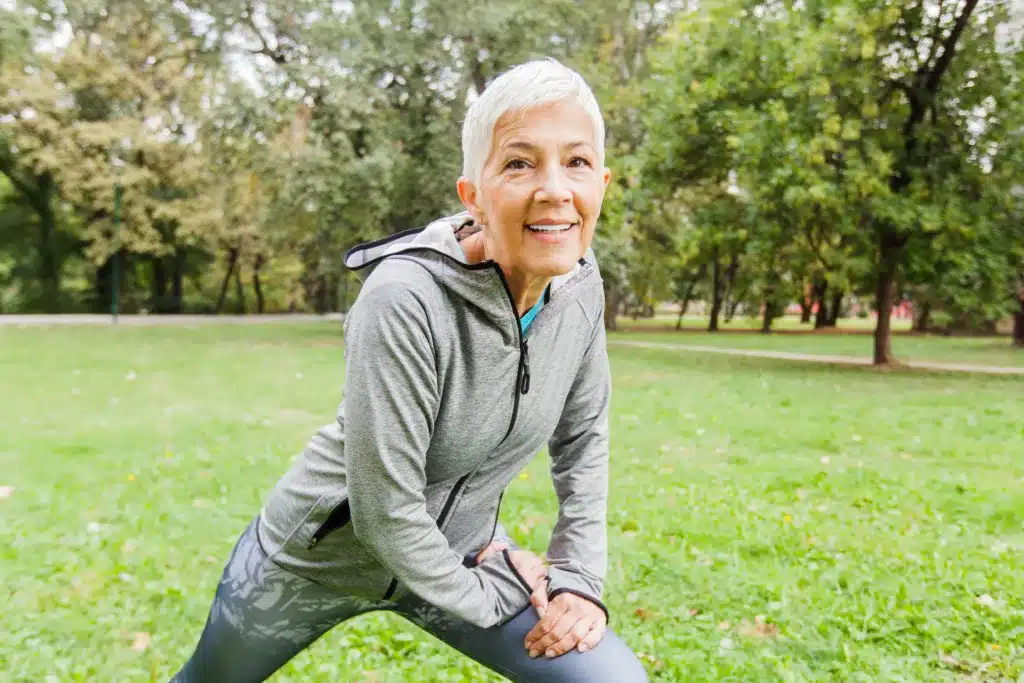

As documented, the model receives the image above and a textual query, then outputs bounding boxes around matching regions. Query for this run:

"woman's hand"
[524,592,607,658]
[475,541,550,617]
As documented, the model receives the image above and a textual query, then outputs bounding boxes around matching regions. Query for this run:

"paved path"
[0,314,345,326]
[608,339,1024,377]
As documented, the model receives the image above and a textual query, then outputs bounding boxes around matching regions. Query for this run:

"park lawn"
[611,328,1024,369]
[616,313,913,334]
[1,323,1022,682]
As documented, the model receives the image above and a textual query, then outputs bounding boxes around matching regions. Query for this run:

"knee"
[577,635,649,683]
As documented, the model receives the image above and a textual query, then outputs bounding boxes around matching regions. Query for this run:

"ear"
[600,167,612,200]
[457,176,484,224]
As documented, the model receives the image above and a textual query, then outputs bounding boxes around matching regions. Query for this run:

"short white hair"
[461,58,606,186]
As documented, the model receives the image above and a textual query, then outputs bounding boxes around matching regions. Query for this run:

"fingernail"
[579,644,589,653]
[545,650,555,658]
[529,650,540,658]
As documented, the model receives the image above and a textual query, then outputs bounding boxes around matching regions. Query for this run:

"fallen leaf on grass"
[938,652,969,672]
[634,608,657,620]
[739,616,780,640]
[131,632,150,652]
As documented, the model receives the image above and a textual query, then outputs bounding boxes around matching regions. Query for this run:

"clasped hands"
[475,540,606,658]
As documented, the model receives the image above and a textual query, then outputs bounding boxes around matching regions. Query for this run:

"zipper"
[436,473,471,529]
[383,472,471,600]
[493,264,530,444]
[306,499,352,550]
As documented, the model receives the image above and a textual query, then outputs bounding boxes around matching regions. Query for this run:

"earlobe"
[457,176,483,223]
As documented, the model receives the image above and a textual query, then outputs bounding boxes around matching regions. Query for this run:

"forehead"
[490,100,597,152]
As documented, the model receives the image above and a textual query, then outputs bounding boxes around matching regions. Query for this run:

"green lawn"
[2,324,1022,682]
[610,328,1024,369]
[617,313,913,333]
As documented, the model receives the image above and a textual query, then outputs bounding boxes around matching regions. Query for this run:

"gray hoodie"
[257,213,611,629]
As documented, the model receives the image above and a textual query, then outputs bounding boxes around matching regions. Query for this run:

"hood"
[344,213,596,315]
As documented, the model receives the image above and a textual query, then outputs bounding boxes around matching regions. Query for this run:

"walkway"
[608,339,1024,377]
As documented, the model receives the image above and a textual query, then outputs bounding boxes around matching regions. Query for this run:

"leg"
[172,517,387,683]
[395,593,648,683]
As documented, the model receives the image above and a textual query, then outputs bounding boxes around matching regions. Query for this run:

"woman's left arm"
[543,313,611,622]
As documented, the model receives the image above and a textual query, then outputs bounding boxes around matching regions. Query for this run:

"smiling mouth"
[525,223,578,233]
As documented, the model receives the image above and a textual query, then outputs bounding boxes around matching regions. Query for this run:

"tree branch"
[922,0,948,71]
[925,0,979,94]
[0,155,34,199]
[244,3,287,64]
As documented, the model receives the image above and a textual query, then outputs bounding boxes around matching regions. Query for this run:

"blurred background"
[1,0,1022,363]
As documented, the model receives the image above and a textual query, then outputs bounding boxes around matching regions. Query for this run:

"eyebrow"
[501,140,595,153]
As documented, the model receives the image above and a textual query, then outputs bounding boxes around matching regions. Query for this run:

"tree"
[642,0,1022,359]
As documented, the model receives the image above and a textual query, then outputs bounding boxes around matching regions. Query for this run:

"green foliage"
[640,0,1023,349]
[2,324,1022,679]
[0,0,1020,336]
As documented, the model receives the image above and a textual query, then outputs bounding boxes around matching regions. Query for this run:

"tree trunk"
[253,255,265,314]
[234,262,246,314]
[1013,286,1024,347]
[826,290,843,327]
[170,248,184,314]
[709,258,723,332]
[913,300,932,333]
[813,278,829,329]
[761,300,775,334]
[800,284,813,324]
[216,248,238,314]
[675,280,697,330]
[603,285,621,331]
[94,256,114,314]
[873,238,901,365]
[37,193,61,312]
[314,274,329,314]
[722,254,739,323]
[150,256,168,313]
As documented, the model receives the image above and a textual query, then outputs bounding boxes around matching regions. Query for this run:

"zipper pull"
[519,339,530,395]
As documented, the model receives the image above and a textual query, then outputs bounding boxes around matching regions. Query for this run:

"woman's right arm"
[342,274,532,629]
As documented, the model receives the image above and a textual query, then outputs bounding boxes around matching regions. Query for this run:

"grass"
[610,326,1024,369]
[2,323,1022,682]
[616,313,913,333]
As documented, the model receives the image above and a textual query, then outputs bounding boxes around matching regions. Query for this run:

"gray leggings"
[171,518,648,683]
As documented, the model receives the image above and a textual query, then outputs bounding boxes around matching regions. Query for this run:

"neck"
[460,231,550,316]
[505,271,550,316]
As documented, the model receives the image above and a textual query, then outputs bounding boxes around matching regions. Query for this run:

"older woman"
[172,59,647,683]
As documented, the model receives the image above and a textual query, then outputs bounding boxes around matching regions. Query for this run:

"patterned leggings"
[171,518,649,683]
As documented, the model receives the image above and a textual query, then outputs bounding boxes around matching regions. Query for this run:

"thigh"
[172,517,388,683]
[395,596,649,683]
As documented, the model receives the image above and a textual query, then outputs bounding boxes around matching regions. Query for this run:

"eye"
[504,158,530,171]
[568,156,592,168]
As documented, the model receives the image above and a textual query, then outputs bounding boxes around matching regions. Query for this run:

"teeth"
[527,223,573,232]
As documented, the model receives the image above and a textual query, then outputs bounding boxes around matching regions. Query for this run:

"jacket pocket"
[306,498,351,549]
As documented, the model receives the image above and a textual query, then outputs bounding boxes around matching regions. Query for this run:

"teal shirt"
[520,291,546,336]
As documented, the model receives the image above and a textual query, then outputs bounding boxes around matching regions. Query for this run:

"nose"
[534,164,572,205]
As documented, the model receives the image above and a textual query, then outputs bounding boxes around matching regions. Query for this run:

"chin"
[532,252,583,278]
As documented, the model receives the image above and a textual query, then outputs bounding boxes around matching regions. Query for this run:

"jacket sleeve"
[342,279,532,629]
[544,310,612,622]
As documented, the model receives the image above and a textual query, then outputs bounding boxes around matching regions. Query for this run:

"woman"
[173,59,648,683]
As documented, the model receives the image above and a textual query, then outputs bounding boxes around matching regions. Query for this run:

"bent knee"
[568,634,649,683]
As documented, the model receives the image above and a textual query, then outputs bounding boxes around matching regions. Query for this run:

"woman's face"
[458,100,611,281]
